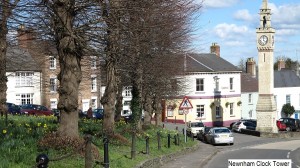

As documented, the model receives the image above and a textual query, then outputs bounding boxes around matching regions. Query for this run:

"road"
[204,139,300,168]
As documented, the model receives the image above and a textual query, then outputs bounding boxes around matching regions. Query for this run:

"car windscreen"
[191,122,204,127]
[214,129,230,134]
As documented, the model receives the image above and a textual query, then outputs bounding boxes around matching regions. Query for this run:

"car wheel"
[230,143,234,145]
[210,139,215,145]
[286,127,291,132]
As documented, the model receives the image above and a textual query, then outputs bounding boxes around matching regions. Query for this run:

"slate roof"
[274,69,300,88]
[6,46,41,72]
[241,73,258,92]
[241,69,300,93]
[185,53,241,73]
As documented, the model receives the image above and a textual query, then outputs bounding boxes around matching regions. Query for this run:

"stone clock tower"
[256,0,277,133]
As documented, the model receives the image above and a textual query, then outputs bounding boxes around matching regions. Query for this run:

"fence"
[34,128,194,168]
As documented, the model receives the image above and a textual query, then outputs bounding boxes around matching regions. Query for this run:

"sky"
[191,0,300,66]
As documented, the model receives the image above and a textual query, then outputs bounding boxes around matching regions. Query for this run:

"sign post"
[179,96,193,143]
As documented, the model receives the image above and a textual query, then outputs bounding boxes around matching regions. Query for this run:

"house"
[5,26,102,112]
[240,58,300,120]
[164,43,242,127]
[6,46,42,105]
[274,61,300,119]
[240,58,259,120]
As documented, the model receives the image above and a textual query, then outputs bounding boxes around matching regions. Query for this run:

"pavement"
[159,122,218,168]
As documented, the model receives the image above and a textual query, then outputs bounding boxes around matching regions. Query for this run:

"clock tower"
[256,0,277,133]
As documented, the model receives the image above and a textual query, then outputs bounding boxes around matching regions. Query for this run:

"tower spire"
[262,0,268,9]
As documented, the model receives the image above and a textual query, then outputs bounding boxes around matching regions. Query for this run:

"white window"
[16,72,34,87]
[18,93,34,105]
[91,57,97,69]
[91,76,97,92]
[248,94,252,104]
[196,105,205,118]
[229,78,233,90]
[230,103,234,116]
[91,98,97,109]
[50,56,56,69]
[50,78,57,92]
[196,78,204,91]
[124,86,132,97]
[50,99,57,109]
[124,101,131,106]
[286,95,291,104]
[214,76,219,92]
[216,106,221,117]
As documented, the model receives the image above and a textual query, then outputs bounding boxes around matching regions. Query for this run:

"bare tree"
[0,0,20,121]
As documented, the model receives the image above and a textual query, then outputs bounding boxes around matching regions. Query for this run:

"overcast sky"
[191,0,300,66]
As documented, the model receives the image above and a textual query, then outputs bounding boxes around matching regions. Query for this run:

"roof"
[185,53,241,73]
[6,46,41,72]
[274,69,300,88]
[241,73,258,92]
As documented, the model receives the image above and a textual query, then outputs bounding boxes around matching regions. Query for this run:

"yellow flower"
[43,124,47,128]
[2,129,7,134]
[37,123,41,127]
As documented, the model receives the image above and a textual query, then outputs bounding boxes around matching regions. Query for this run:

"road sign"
[183,109,189,115]
[179,96,193,109]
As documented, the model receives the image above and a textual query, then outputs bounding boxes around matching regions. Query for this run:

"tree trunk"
[115,79,123,122]
[101,62,117,135]
[51,0,82,138]
[0,0,11,119]
[143,96,153,126]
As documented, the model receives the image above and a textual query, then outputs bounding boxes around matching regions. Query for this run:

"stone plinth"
[256,95,278,133]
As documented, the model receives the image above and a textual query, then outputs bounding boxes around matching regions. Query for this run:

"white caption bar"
[228,159,291,168]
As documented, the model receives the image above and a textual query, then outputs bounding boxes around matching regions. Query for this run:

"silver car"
[206,127,234,145]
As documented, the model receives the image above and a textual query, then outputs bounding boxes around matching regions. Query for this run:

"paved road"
[161,122,291,168]
[204,140,300,168]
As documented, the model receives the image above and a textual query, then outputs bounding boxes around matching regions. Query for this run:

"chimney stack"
[278,59,285,71]
[246,57,256,78]
[17,25,35,49]
[210,43,220,57]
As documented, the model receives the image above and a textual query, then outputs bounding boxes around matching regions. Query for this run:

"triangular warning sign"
[179,96,193,109]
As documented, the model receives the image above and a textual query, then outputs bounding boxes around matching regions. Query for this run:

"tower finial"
[262,0,268,9]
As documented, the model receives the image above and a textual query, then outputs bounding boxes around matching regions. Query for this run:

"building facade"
[165,51,242,127]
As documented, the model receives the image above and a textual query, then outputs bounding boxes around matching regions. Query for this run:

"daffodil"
[2,129,7,134]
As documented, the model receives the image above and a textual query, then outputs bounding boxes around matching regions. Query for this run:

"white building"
[165,47,242,127]
[6,47,42,105]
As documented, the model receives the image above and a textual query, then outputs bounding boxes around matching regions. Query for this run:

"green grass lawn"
[0,115,197,168]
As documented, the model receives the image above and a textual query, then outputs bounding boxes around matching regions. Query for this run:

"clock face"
[259,35,268,46]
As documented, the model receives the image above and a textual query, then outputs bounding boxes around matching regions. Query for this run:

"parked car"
[276,119,287,131]
[186,122,205,137]
[230,119,257,129]
[6,102,21,115]
[277,118,300,131]
[20,104,53,116]
[92,108,104,119]
[232,121,256,132]
[197,126,211,143]
[205,127,234,145]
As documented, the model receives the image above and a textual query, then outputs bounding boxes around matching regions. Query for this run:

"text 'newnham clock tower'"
[256,0,277,133]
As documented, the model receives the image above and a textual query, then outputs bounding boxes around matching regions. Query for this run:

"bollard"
[163,124,165,128]
[182,128,184,135]
[157,132,161,150]
[146,136,149,154]
[167,134,171,148]
[36,153,49,168]
[174,135,178,145]
[103,137,109,168]
[177,134,180,146]
[84,134,93,168]
[176,126,178,131]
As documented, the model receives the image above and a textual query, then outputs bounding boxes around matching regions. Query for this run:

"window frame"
[15,72,34,87]
[196,104,205,118]
[196,78,204,92]
[49,78,57,92]
[49,56,56,69]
